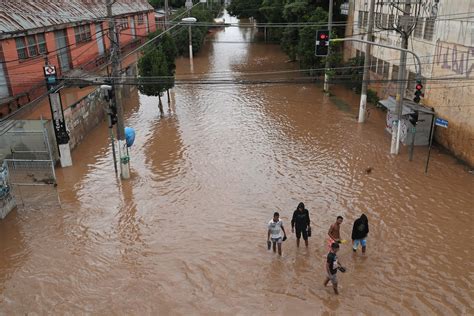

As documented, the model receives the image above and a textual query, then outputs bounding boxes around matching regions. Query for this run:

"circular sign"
[44,65,56,76]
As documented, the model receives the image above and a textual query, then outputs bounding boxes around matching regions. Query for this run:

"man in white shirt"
[267,212,287,256]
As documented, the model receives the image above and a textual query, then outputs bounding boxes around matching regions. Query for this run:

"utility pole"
[358,0,375,123]
[323,0,333,93]
[164,0,169,30]
[390,0,411,155]
[43,57,72,168]
[107,0,130,179]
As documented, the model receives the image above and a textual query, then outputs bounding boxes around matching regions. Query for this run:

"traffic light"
[408,111,418,126]
[413,80,423,103]
[315,30,330,56]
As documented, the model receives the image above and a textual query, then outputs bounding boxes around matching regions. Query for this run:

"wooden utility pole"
[107,0,130,179]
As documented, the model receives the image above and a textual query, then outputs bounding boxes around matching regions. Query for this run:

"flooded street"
[1,13,473,315]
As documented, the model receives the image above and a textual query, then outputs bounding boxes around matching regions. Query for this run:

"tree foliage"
[138,47,172,97]
[228,0,347,73]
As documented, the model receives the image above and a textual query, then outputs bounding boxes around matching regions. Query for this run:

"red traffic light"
[415,83,423,90]
[320,34,327,40]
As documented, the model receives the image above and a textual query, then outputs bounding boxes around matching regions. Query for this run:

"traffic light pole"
[323,0,333,93]
[331,38,422,83]
[358,0,375,123]
[107,0,130,180]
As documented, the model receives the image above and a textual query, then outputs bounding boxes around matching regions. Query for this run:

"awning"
[378,96,435,115]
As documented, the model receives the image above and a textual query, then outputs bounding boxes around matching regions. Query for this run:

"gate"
[0,119,59,209]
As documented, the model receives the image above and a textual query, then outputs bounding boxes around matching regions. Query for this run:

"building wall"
[346,0,474,166]
[63,88,108,150]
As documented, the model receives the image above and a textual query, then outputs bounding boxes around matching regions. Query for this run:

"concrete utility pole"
[323,0,333,93]
[390,0,411,155]
[43,57,72,168]
[358,0,375,123]
[107,0,130,179]
[164,0,169,30]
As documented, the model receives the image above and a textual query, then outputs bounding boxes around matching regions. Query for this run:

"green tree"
[138,47,172,114]
[228,0,265,21]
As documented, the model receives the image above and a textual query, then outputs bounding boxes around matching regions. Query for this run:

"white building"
[344,0,474,166]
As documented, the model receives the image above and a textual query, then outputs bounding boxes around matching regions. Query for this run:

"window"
[392,64,399,81]
[388,14,395,28]
[15,33,47,60]
[382,14,388,28]
[423,17,435,41]
[16,38,28,59]
[371,56,378,73]
[75,25,92,44]
[27,36,38,57]
[375,13,381,27]
[356,49,361,59]
[358,11,363,28]
[117,18,129,31]
[37,33,46,54]
[383,61,389,79]
[137,14,144,25]
[414,17,423,38]
[363,11,368,27]
[406,71,416,92]
[377,58,384,75]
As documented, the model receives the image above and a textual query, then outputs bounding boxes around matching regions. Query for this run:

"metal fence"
[0,119,56,183]
[3,159,56,186]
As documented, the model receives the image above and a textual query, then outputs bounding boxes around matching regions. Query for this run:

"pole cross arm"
[331,38,423,80]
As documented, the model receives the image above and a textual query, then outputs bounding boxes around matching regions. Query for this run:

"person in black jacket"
[351,214,369,253]
[291,202,311,248]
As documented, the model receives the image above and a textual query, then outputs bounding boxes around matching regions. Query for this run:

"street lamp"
[181,17,197,60]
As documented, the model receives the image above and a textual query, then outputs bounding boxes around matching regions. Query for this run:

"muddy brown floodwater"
[1,12,473,315]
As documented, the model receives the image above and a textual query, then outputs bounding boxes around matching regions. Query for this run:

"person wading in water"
[351,214,369,253]
[291,202,311,248]
[327,216,344,250]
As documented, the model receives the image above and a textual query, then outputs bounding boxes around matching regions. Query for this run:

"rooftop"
[0,0,153,38]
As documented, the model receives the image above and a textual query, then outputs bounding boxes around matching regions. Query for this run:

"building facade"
[0,0,156,118]
[344,0,474,166]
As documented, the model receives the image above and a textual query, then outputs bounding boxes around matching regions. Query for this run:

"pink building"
[0,0,156,118]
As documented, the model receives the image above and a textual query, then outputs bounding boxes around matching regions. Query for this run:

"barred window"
[16,33,47,60]
[388,14,395,29]
[375,13,381,27]
[423,17,435,41]
[358,11,363,28]
[382,14,388,28]
[75,25,92,43]
[138,14,144,25]
[414,17,423,38]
